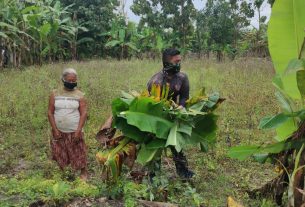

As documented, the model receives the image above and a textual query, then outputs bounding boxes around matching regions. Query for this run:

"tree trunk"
[39,40,42,65]
[181,0,186,50]
[0,45,3,68]
[121,45,124,60]
[258,8,261,33]
[48,47,52,63]
[13,43,17,67]
[18,49,21,68]
[217,50,223,62]
[72,38,77,60]
[28,38,32,65]
[7,43,12,67]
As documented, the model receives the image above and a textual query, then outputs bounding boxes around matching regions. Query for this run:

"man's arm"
[147,72,161,94]
[179,74,190,107]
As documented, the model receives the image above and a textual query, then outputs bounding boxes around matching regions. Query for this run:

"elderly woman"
[48,68,88,180]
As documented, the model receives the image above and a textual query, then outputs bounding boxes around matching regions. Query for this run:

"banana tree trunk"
[39,41,41,65]
[0,45,3,68]
[121,45,124,60]
[216,50,223,62]
[29,43,33,65]
[17,48,21,67]
[48,45,52,63]
[72,39,77,60]
[13,43,16,67]
[7,43,12,67]
[291,151,305,207]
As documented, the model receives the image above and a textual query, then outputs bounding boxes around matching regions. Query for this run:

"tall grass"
[0,58,278,206]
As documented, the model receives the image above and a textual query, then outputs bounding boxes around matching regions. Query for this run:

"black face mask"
[163,62,181,74]
[63,79,77,90]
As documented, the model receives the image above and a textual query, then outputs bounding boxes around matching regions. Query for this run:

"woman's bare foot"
[80,168,88,181]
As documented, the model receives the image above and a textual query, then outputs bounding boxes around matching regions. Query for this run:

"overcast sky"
[124,0,271,29]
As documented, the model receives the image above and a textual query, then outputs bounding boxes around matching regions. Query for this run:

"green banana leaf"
[268,0,305,99]
[268,0,305,81]
[118,97,174,139]
[166,123,185,152]
[259,109,305,126]
[119,111,173,139]
[115,117,149,142]
[137,145,161,165]
[297,69,305,98]
[275,118,297,141]
[112,98,129,115]
[120,91,136,105]
[258,113,290,130]
[228,145,261,161]
[190,114,218,145]
[107,89,222,168]
[128,97,166,117]
[228,139,305,162]
[146,139,166,149]
[274,91,294,113]
[165,113,217,152]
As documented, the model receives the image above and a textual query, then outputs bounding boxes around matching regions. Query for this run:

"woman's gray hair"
[62,68,77,80]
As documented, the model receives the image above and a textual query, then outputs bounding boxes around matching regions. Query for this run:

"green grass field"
[0,58,281,206]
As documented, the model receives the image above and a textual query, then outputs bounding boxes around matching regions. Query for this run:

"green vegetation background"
[0,58,280,206]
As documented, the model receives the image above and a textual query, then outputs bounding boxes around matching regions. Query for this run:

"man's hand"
[177,105,184,110]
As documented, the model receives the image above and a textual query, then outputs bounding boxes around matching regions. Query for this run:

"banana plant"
[96,137,136,180]
[60,19,93,60]
[103,18,142,59]
[38,1,74,62]
[137,27,171,58]
[0,0,82,66]
[228,0,305,206]
[96,85,224,180]
[229,0,305,160]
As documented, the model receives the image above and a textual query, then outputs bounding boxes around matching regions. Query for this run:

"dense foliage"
[229,0,305,206]
[0,0,272,67]
[96,86,223,179]
[0,58,277,206]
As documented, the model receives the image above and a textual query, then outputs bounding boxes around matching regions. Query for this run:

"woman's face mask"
[63,80,77,90]
[62,74,77,90]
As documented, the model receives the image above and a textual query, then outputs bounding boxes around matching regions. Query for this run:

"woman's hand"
[74,129,82,142]
[74,97,87,143]
[52,128,61,139]
[49,93,62,140]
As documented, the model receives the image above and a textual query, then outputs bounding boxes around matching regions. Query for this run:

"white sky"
[124,0,271,29]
